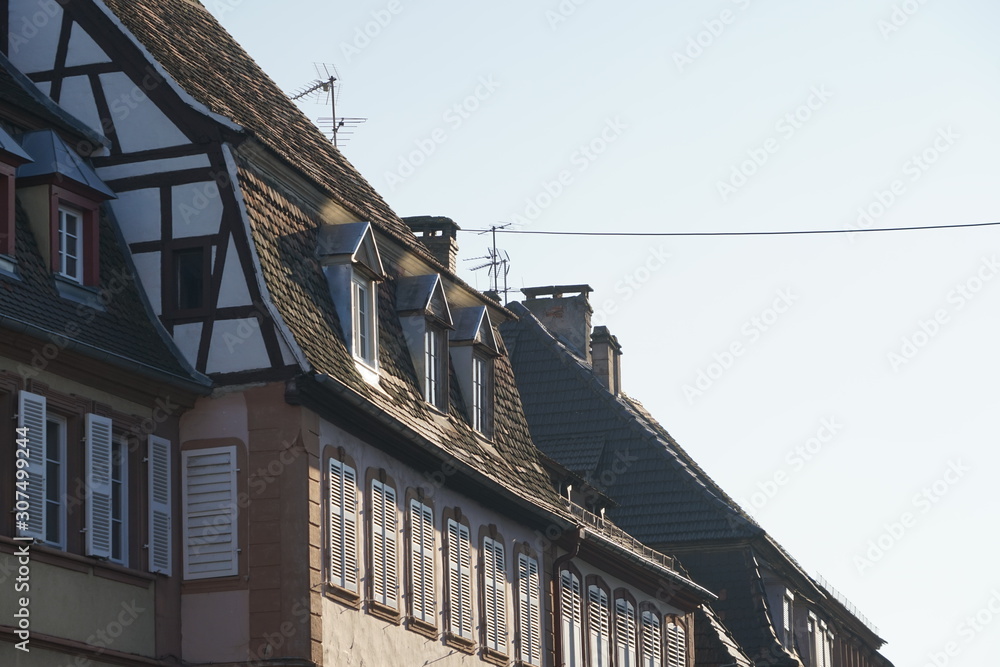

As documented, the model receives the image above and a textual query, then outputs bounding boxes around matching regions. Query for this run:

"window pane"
[175,247,205,310]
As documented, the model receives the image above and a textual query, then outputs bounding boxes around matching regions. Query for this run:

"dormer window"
[450,306,500,436]
[397,274,454,411]
[57,206,84,282]
[319,221,385,372]
[0,124,32,267]
[15,130,114,290]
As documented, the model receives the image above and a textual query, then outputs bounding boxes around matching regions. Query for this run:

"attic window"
[171,245,209,313]
[319,222,385,372]
[0,124,32,262]
[15,130,114,289]
[397,274,454,411]
[450,306,500,437]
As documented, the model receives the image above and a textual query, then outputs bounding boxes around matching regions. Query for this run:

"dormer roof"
[0,125,31,165]
[450,305,499,355]
[396,274,453,327]
[317,221,384,279]
[16,130,115,199]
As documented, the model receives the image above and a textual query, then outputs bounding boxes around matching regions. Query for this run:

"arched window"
[559,565,584,666]
[614,590,638,667]
[514,543,542,666]
[640,605,662,667]
[481,529,508,655]
[586,576,612,667]
[665,618,687,667]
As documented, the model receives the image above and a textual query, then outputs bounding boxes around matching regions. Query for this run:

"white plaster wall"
[7,0,63,73]
[206,317,270,374]
[65,21,111,66]
[58,74,104,137]
[172,180,222,239]
[99,71,189,152]
[216,236,253,308]
[172,322,202,369]
[109,188,161,245]
[130,250,161,314]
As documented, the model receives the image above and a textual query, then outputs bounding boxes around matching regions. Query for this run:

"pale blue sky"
[213,1,1000,663]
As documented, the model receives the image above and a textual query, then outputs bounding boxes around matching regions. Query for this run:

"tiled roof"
[681,547,794,666]
[502,303,761,545]
[694,603,754,667]
[99,0,424,255]
[1,199,201,384]
[236,163,565,513]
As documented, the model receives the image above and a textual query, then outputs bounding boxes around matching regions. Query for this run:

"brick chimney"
[403,216,460,273]
[520,285,594,362]
[590,326,622,396]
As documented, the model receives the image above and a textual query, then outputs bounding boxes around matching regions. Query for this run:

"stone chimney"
[403,216,460,273]
[520,285,594,362]
[590,326,622,396]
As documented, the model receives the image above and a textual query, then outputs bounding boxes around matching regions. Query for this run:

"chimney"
[520,285,594,362]
[403,216,460,273]
[590,326,623,396]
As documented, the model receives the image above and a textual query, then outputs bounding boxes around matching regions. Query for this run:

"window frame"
[181,445,239,581]
[639,604,663,667]
[48,187,101,287]
[326,452,360,604]
[664,616,688,667]
[471,352,493,435]
[423,323,449,410]
[406,492,437,635]
[367,470,400,621]
[586,576,612,667]
[614,589,639,667]
[558,564,584,667]
[352,273,377,367]
[443,510,475,651]
[480,528,508,659]
[514,544,542,667]
[43,413,67,549]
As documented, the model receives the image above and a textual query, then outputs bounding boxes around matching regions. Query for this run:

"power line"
[458,220,1000,237]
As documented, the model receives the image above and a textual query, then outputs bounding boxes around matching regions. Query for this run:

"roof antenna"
[466,223,512,303]
[289,63,367,148]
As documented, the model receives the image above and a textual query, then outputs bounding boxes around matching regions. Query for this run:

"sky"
[210,1,1000,664]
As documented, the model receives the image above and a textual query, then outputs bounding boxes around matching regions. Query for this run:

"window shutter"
[483,537,507,652]
[17,391,47,540]
[665,622,686,667]
[447,519,473,638]
[148,436,172,575]
[329,459,358,592]
[560,570,583,666]
[588,585,611,667]
[85,414,114,558]
[641,611,662,667]
[517,554,541,665]
[616,598,638,667]
[371,480,398,608]
[182,446,238,579]
[410,500,435,623]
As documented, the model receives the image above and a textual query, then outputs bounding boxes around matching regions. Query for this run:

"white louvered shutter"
[665,622,686,667]
[560,570,583,666]
[329,459,358,592]
[447,519,473,638]
[148,436,172,575]
[641,610,663,667]
[371,480,398,607]
[182,446,238,579]
[85,414,114,558]
[410,500,435,622]
[483,537,507,652]
[517,554,542,665]
[17,391,47,540]
[588,585,611,667]
[616,598,638,667]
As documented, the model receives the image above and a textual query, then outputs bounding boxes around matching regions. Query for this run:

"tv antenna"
[289,63,367,148]
[465,223,512,301]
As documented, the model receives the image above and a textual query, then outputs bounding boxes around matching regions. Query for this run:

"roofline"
[0,312,211,393]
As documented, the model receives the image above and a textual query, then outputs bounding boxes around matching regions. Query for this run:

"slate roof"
[502,302,762,545]
[694,603,754,667]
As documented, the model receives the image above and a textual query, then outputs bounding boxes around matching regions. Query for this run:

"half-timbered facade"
[2,2,721,666]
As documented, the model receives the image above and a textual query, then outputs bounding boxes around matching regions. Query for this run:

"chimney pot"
[519,285,594,361]
[590,325,623,396]
[404,215,460,273]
